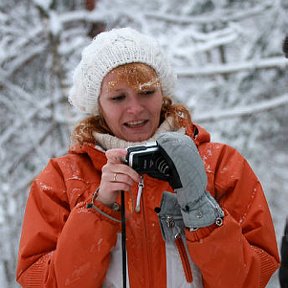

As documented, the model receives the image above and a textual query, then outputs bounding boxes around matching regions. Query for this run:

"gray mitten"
[157,132,224,229]
[156,191,185,242]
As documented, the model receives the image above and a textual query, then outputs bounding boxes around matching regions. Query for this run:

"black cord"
[121,190,127,288]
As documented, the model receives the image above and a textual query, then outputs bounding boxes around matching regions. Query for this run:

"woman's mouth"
[124,120,148,128]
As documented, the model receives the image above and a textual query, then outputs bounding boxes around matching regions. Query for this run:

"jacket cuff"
[185,224,217,241]
[185,209,227,242]
[87,199,122,224]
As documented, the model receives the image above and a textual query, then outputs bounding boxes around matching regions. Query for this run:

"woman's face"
[99,63,163,142]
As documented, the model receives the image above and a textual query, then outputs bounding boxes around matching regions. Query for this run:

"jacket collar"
[69,143,107,170]
[191,123,211,147]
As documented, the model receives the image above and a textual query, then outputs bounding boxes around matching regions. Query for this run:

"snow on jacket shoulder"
[16,124,279,288]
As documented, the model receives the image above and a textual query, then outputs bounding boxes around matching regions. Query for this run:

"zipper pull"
[135,176,144,213]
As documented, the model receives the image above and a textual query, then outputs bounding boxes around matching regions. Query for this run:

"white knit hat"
[69,27,177,114]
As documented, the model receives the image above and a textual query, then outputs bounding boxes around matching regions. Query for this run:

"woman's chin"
[121,125,155,142]
[125,135,150,142]
[123,131,153,142]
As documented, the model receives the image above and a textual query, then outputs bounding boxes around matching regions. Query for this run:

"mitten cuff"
[156,191,186,242]
[181,192,224,229]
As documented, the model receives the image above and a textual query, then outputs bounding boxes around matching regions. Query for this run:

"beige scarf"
[93,117,185,151]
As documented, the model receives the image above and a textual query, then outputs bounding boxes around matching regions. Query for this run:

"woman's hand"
[97,148,140,206]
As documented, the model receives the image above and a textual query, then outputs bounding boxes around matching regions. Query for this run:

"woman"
[16,27,279,287]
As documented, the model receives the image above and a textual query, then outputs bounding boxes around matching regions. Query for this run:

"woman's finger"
[102,162,140,183]
[105,148,127,164]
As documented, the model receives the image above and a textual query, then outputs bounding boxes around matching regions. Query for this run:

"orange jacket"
[16,124,279,287]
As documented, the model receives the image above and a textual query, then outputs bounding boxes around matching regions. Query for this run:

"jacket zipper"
[135,176,144,212]
[138,176,152,287]
[175,233,193,283]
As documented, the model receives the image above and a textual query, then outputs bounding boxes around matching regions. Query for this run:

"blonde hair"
[71,96,192,145]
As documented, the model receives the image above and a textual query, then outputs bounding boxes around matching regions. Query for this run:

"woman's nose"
[126,97,144,114]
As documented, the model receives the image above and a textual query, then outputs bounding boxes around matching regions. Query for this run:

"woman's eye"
[111,94,125,101]
[141,90,155,96]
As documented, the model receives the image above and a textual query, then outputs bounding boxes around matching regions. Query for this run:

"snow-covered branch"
[4,44,47,76]
[195,94,288,122]
[176,57,288,77]
[0,96,62,146]
[144,1,274,25]
[173,31,238,58]
[6,123,57,175]
[0,76,35,104]
[59,9,109,26]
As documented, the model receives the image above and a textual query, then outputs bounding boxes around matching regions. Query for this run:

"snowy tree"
[0,0,287,286]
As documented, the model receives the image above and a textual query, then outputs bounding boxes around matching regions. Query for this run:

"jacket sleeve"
[185,144,280,288]
[16,159,121,288]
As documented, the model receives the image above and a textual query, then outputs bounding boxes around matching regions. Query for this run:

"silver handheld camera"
[126,142,169,175]
[126,141,182,189]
